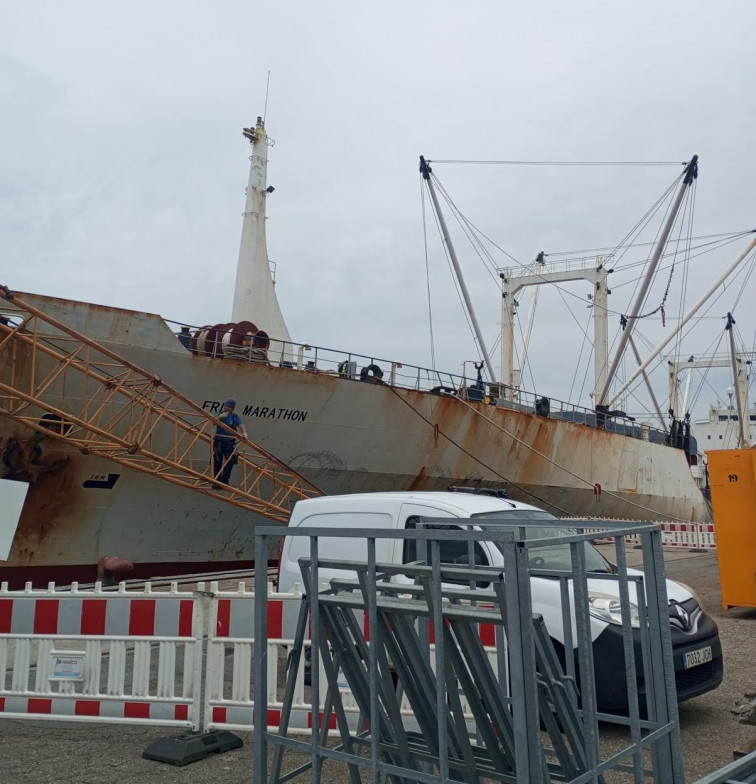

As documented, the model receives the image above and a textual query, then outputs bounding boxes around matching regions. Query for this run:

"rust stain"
[8,454,84,567]
[407,466,430,490]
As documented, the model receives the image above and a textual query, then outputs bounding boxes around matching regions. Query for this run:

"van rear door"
[279,510,395,591]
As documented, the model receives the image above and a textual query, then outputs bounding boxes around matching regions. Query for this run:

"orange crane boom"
[0,286,323,523]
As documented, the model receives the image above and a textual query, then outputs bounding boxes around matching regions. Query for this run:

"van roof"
[291,491,544,516]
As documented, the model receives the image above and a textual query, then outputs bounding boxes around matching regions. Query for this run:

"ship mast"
[420,157,498,383]
[605,235,756,410]
[231,117,293,349]
[725,312,751,448]
[597,156,698,408]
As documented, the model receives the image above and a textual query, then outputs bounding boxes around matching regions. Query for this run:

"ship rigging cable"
[546,229,755,259]
[426,169,611,398]
[614,247,756,414]
[386,383,697,523]
[423,163,701,415]
[429,160,688,166]
[424,164,704,322]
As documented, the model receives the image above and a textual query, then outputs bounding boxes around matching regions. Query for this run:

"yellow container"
[708,449,756,609]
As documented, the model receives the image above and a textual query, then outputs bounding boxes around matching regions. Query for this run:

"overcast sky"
[3,2,756,422]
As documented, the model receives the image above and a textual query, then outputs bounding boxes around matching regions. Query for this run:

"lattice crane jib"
[0,287,322,522]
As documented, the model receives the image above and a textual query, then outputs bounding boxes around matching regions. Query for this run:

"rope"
[545,229,755,259]
[385,385,574,515]
[386,384,698,523]
[429,160,686,167]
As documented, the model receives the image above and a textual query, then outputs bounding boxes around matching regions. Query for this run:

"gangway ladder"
[0,286,322,521]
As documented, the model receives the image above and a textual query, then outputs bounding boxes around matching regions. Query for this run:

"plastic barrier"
[0,582,203,728]
[2,529,718,740]
[202,581,502,736]
[203,582,314,733]
[657,522,699,549]
[695,523,718,550]
[580,522,717,551]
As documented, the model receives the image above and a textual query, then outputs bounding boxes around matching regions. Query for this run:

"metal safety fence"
[251,520,686,784]
[692,749,756,784]
[202,579,503,739]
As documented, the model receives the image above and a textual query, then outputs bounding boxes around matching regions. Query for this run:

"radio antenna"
[263,70,271,123]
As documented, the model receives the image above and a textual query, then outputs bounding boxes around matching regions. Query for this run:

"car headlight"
[588,591,640,628]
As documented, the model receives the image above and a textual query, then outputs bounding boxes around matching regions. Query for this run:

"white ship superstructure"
[695,392,756,451]
[231,117,292,364]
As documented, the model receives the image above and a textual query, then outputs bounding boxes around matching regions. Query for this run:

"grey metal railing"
[253,519,684,783]
[183,328,669,444]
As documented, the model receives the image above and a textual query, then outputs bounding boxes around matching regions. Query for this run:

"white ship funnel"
[231,117,292,364]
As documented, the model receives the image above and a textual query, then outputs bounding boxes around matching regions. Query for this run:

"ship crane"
[0,287,322,523]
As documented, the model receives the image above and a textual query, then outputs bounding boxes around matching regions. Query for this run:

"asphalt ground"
[0,549,754,784]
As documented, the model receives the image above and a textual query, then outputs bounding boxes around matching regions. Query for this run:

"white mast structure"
[668,352,750,428]
[597,156,698,409]
[231,117,292,361]
[499,257,610,403]
[420,156,498,383]
[725,313,752,448]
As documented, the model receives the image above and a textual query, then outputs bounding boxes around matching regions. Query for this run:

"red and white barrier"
[203,581,309,733]
[0,582,203,728]
[694,524,718,550]
[2,529,719,738]
[657,522,698,549]
[653,522,717,551]
[202,581,504,736]
[579,521,717,551]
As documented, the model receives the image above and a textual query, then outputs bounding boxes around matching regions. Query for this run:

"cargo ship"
[0,118,714,586]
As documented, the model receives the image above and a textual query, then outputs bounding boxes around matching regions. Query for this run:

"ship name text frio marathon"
[202,400,309,422]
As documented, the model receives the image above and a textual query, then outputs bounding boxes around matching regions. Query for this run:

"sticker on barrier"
[0,582,203,729]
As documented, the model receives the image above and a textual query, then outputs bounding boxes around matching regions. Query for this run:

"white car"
[277,490,723,712]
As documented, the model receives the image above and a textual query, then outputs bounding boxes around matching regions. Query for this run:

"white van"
[277,490,723,712]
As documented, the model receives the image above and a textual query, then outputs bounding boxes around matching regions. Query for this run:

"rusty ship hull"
[0,291,709,587]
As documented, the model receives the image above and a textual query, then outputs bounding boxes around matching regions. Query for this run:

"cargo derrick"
[0,287,322,523]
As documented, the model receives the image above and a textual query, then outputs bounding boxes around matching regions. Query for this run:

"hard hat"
[225,398,236,408]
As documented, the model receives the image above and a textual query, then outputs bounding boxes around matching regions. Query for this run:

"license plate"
[682,646,712,669]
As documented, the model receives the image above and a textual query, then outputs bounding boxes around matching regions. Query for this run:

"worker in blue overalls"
[213,398,248,486]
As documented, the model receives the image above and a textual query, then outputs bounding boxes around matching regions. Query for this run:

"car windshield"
[471,509,612,573]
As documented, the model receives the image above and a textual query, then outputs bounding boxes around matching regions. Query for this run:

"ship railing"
[175,329,668,444]
[499,253,613,280]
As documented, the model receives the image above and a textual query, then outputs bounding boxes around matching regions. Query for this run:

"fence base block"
[142,730,243,766]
